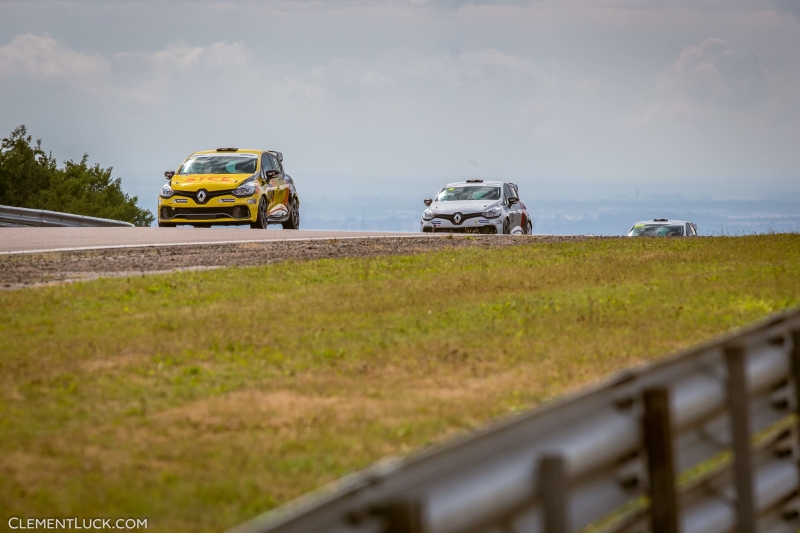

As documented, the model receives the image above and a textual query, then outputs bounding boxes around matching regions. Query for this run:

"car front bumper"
[158,195,256,224]
[420,216,502,232]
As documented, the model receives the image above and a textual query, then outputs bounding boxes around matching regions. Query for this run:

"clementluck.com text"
[8,518,148,530]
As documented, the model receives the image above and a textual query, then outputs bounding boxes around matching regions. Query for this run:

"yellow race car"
[158,148,300,229]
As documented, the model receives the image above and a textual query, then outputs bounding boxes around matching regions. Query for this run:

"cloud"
[205,42,251,68]
[374,48,552,92]
[667,38,766,108]
[0,34,251,103]
[421,48,554,89]
[776,0,800,19]
[275,76,326,101]
[148,41,205,72]
[573,0,775,13]
[269,47,552,102]
[590,0,800,21]
[0,33,110,90]
[407,0,536,7]
[2,0,798,189]
[639,38,767,125]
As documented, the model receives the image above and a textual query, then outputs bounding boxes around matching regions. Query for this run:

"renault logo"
[453,212,462,224]
[197,189,207,203]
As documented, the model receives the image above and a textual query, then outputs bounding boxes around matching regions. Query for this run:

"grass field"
[1,235,799,532]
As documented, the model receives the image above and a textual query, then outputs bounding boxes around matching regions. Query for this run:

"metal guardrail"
[228,309,800,533]
[0,204,135,227]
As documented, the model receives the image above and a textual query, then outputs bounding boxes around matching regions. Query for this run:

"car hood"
[170,174,253,192]
[429,200,499,214]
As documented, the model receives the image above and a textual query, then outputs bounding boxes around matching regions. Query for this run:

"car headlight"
[232,178,257,197]
[161,183,174,198]
[482,205,502,218]
[422,209,434,221]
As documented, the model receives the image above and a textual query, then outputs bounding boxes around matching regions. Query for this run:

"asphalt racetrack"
[0,227,425,254]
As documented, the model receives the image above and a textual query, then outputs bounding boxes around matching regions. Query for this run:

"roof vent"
[216,147,239,152]
[653,218,669,222]
[466,179,483,183]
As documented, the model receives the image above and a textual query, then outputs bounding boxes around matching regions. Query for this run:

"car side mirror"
[508,197,519,206]
[165,170,175,179]
[424,198,433,206]
[265,169,280,179]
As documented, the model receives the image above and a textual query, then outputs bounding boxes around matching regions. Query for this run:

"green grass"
[1,235,799,532]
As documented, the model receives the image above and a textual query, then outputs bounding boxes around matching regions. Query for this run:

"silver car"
[627,219,698,237]
[420,180,532,234]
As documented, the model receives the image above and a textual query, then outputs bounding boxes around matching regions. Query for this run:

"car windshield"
[628,224,684,237]
[178,154,258,175]
[435,186,501,202]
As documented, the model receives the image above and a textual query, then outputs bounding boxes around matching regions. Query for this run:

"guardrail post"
[725,344,756,533]
[792,329,800,433]
[792,329,800,502]
[540,454,569,533]
[642,387,678,533]
[371,500,422,533]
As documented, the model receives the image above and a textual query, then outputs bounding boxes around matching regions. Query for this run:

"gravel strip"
[0,235,594,289]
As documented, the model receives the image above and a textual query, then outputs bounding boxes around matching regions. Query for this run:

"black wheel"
[422,226,432,233]
[158,220,175,228]
[503,217,510,235]
[282,197,300,229]
[250,197,268,229]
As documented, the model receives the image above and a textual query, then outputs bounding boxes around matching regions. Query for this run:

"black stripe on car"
[432,212,485,225]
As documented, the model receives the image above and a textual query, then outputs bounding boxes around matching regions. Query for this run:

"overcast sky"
[1,0,799,207]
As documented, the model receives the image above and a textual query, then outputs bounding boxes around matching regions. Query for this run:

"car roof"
[193,149,264,156]
[631,219,693,226]
[444,180,505,187]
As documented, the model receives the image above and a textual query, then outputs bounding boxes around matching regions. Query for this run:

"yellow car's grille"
[160,206,249,220]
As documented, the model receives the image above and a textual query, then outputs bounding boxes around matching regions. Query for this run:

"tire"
[526,219,533,235]
[158,220,175,228]
[502,217,510,235]
[250,197,268,229]
[282,197,300,230]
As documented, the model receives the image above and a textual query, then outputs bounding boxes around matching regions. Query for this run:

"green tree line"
[0,126,154,226]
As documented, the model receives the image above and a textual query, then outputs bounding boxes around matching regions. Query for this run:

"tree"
[0,126,154,226]
[0,126,58,208]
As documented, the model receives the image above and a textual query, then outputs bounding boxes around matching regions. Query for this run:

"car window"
[503,184,515,202]
[269,155,282,175]
[629,224,684,237]
[261,154,273,171]
[689,224,697,236]
[178,154,258,175]
[435,186,501,201]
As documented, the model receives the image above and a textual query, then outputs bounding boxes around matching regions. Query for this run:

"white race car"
[420,180,532,234]
[627,219,698,237]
